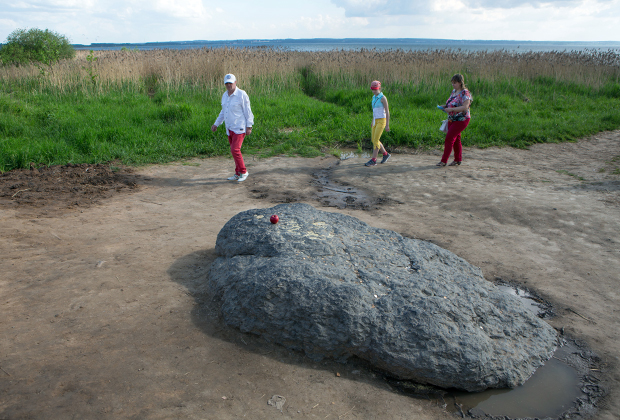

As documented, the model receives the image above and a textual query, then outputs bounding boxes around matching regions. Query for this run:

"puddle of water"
[441,285,581,418]
[392,284,586,419]
[313,165,374,209]
[445,343,583,418]
[496,284,548,317]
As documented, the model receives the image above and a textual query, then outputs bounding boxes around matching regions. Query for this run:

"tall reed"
[1,47,618,94]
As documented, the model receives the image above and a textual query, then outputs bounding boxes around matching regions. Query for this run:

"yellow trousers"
[371,118,386,149]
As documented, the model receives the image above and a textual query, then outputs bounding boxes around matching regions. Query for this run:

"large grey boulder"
[207,203,557,391]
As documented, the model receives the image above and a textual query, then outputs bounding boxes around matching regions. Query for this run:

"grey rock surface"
[207,203,558,391]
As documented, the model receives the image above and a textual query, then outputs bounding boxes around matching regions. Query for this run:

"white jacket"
[214,88,254,135]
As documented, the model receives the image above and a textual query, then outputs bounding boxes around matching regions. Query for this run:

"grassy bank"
[1,48,619,172]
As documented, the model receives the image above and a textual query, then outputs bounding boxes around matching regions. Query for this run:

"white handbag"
[439,119,449,133]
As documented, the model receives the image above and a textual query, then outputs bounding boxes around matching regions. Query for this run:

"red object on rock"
[270,214,279,224]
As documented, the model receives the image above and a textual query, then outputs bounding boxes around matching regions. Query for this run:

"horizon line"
[71,37,620,47]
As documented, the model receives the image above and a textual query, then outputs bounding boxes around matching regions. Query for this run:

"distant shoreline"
[72,38,620,53]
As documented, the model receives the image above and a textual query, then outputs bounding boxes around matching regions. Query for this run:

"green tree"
[0,28,75,67]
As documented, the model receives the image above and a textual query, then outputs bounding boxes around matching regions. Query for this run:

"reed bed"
[1,47,618,93]
[296,47,620,89]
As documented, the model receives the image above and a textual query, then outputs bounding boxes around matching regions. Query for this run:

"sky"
[1,0,619,45]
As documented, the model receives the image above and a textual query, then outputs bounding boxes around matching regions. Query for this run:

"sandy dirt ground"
[1,131,619,420]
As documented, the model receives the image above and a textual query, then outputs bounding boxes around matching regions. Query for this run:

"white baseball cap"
[224,74,236,84]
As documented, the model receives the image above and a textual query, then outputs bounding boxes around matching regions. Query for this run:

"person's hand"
[246,127,252,135]
[211,125,218,132]
[385,125,390,132]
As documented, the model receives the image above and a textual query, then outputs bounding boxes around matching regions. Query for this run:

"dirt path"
[1,131,619,420]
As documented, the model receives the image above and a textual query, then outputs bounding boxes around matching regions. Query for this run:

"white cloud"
[330,0,428,16]
[415,0,620,41]
[0,0,619,44]
[467,0,582,8]
[297,14,365,31]
[154,0,209,19]
[430,0,467,13]
[0,0,218,43]
[330,0,616,15]
[6,0,96,11]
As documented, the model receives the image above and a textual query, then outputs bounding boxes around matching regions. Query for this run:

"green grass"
[0,73,619,172]
[310,76,620,150]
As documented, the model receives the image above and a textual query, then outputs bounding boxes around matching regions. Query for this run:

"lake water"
[73,38,620,53]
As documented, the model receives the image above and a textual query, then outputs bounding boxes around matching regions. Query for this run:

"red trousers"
[228,132,246,175]
[441,119,470,164]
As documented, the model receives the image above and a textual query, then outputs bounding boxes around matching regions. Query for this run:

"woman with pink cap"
[365,80,391,167]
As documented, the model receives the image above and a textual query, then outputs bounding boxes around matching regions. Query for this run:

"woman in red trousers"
[437,74,472,167]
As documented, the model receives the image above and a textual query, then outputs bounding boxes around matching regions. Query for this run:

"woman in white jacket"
[211,73,254,182]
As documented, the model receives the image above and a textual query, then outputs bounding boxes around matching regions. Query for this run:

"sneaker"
[380,153,391,164]
[365,159,377,167]
[237,172,249,182]
[227,174,239,181]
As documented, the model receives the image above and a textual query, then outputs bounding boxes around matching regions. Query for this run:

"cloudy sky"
[1,0,619,45]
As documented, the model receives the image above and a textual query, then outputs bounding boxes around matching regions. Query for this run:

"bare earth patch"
[1,131,619,420]
[0,163,141,217]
